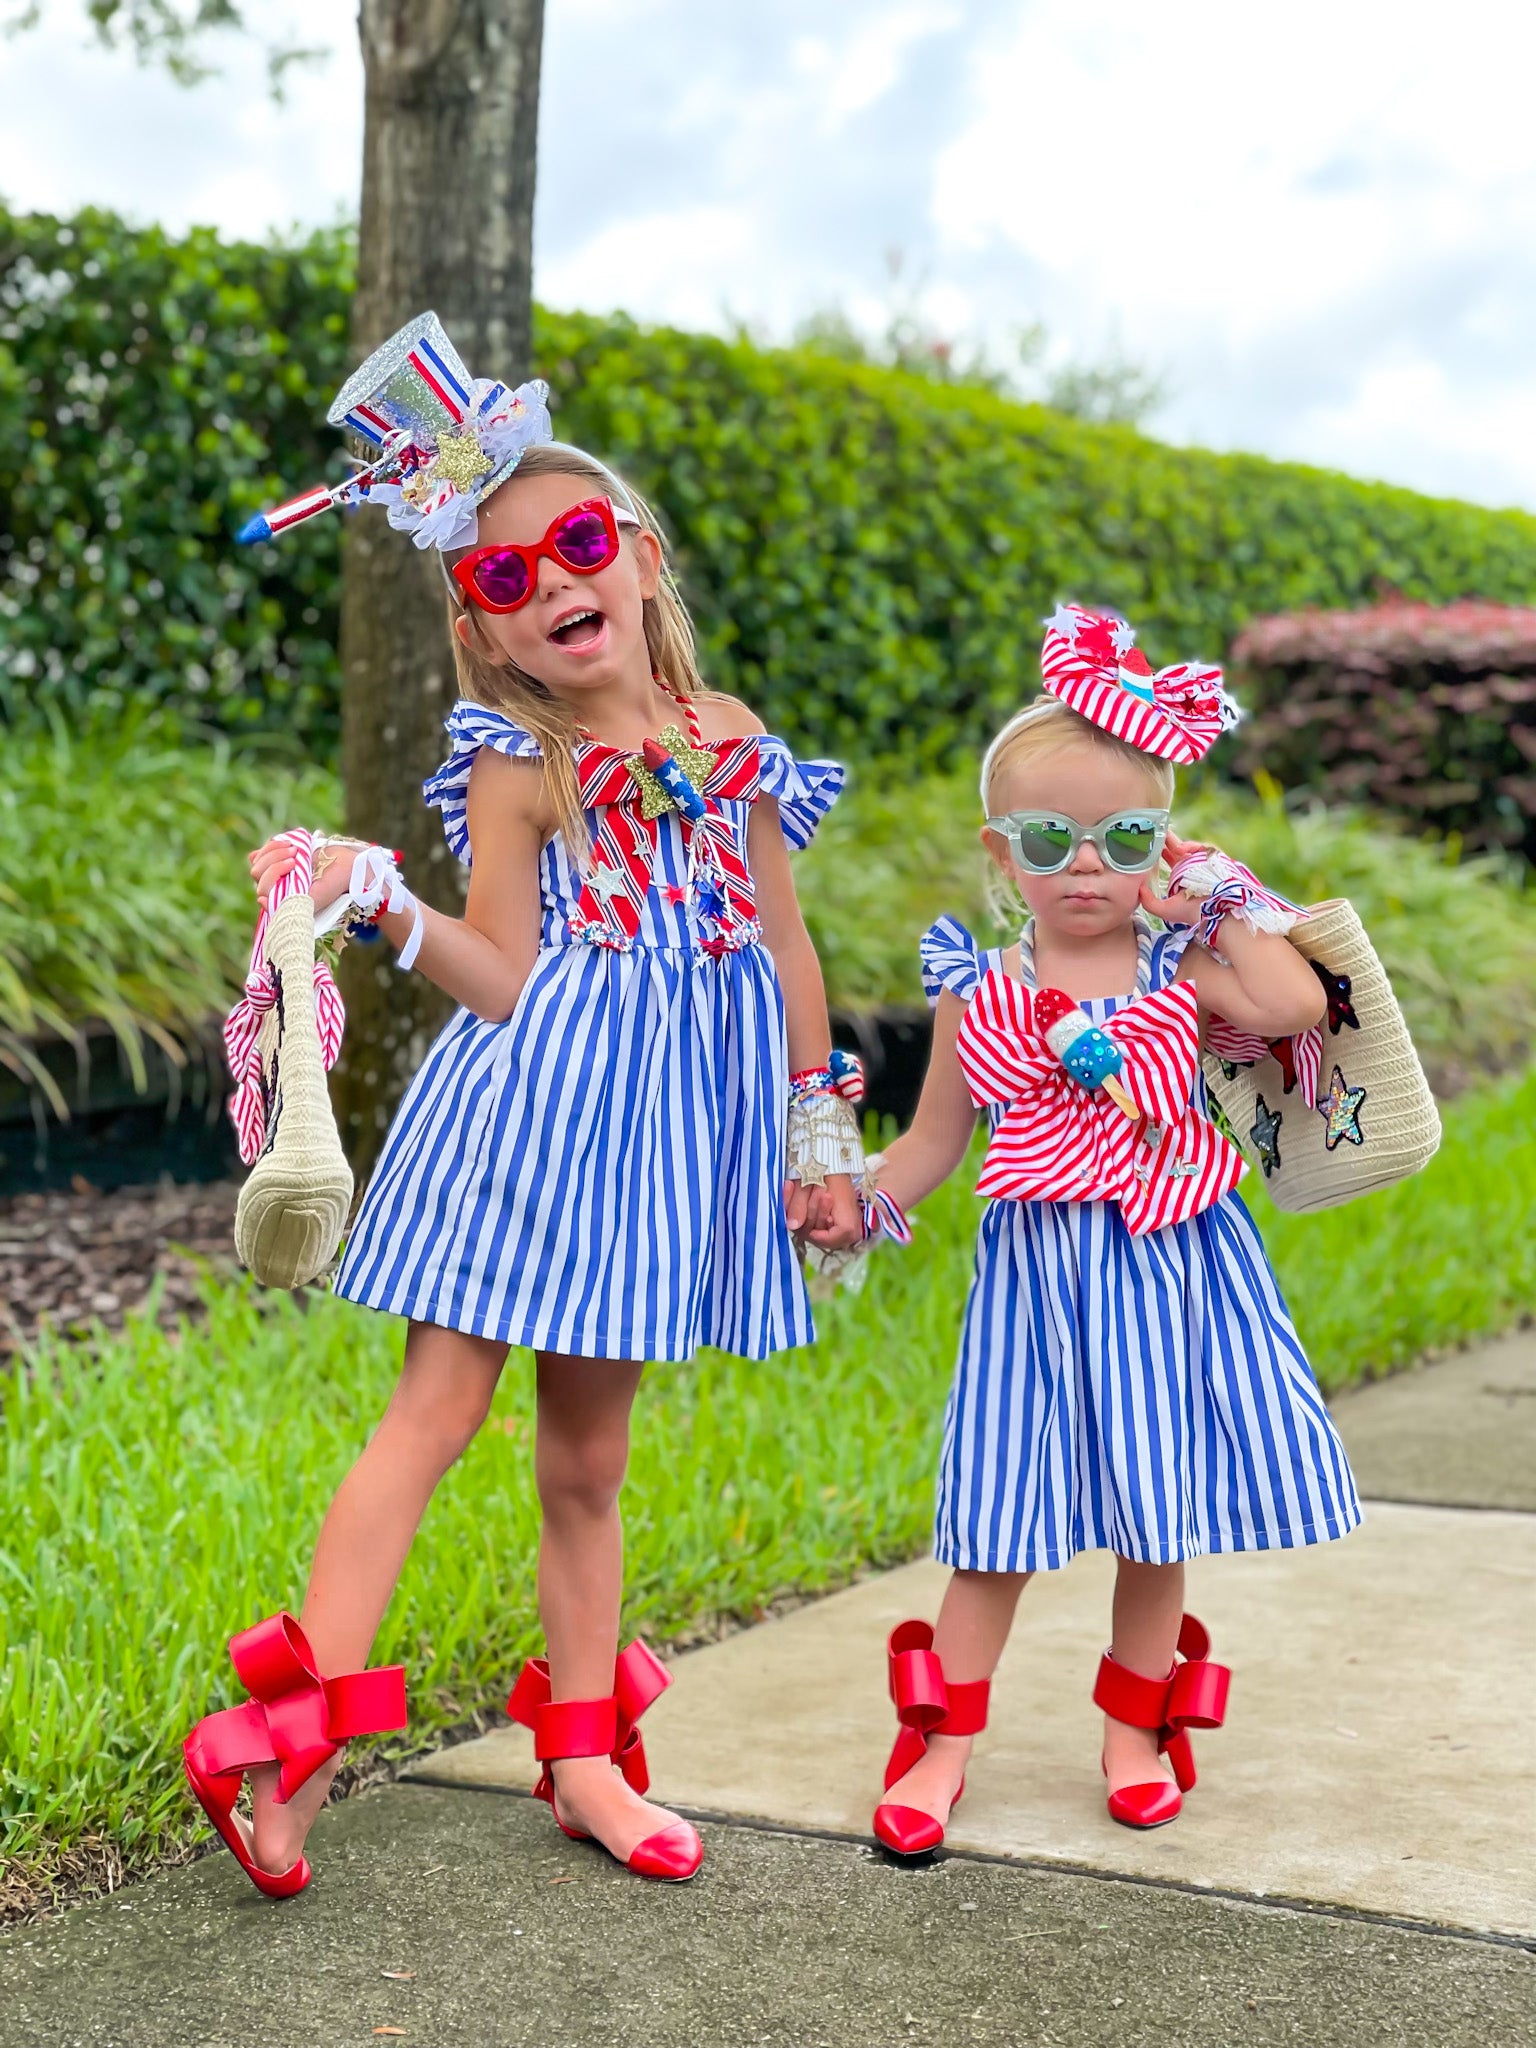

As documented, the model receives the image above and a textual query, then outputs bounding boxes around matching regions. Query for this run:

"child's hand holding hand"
[800,1173,864,1252]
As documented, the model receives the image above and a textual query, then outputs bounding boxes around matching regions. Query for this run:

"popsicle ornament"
[1033,986,1140,1120]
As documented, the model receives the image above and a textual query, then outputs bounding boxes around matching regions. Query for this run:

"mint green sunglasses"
[985,808,1171,875]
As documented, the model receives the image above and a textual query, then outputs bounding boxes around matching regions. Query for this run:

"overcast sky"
[4,0,1534,512]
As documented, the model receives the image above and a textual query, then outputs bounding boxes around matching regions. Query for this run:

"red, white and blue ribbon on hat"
[237,310,552,553]
[956,969,1245,1234]
[223,830,345,1165]
[567,734,764,956]
[1040,604,1243,765]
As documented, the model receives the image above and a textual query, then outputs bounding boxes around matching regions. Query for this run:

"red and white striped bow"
[567,737,763,955]
[223,828,345,1164]
[1204,1012,1325,1109]
[1041,605,1242,766]
[956,970,1245,1234]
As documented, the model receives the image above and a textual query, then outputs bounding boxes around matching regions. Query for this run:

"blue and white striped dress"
[924,914,1362,1573]
[332,704,843,1362]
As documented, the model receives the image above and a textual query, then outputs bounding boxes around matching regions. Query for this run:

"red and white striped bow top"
[955,969,1246,1235]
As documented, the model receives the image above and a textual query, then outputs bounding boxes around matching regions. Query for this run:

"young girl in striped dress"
[864,605,1361,1857]
[183,316,863,1897]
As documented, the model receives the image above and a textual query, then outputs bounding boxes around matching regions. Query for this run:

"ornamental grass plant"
[0,714,336,1112]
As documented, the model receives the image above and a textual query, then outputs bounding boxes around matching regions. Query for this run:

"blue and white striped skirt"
[935,1193,1362,1573]
[334,940,813,1362]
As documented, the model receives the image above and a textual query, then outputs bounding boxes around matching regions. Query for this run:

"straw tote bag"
[1200,899,1441,1213]
[227,839,353,1290]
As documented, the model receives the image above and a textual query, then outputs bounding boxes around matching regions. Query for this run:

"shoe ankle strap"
[935,1677,989,1738]
[1093,1650,1173,1731]
[534,1695,619,1762]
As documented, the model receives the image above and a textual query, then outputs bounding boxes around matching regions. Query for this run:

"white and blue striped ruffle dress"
[332,704,843,1362]
[923,914,1362,1574]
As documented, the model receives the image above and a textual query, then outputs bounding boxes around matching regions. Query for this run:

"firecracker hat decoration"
[237,310,554,553]
[1040,603,1244,765]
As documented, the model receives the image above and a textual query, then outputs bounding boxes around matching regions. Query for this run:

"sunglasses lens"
[1103,818,1161,870]
[1014,820,1076,871]
[472,549,531,608]
[553,507,615,571]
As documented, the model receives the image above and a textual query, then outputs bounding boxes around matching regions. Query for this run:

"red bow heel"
[1094,1613,1230,1829]
[182,1612,408,1897]
[871,1620,990,1858]
[506,1641,703,1882]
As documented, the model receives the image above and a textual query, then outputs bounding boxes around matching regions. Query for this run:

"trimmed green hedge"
[5,206,1536,764]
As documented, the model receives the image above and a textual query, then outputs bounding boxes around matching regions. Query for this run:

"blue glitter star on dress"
[1317,1065,1367,1150]
[1310,959,1360,1035]
[1249,1095,1283,1176]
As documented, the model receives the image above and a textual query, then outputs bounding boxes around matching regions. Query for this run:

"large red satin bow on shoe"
[567,737,762,954]
[190,1612,408,1805]
[955,970,1245,1234]
[506,1640,671,1793]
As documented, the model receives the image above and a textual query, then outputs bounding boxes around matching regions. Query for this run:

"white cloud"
[1,0,1533,509]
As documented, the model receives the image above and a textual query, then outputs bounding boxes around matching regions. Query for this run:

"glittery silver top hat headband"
[238,311,553,553]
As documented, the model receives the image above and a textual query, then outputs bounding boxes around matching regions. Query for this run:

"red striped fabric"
[223,829,345,1164]
[1040,605,1237,765]
[956,970,1245,1234]
[568,701,763,953]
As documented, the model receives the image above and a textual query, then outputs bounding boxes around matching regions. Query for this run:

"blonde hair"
[447,442,704,859]
[980,697,1175,814]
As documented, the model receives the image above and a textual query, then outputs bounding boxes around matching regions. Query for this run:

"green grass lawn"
[3,1063,1532,1912]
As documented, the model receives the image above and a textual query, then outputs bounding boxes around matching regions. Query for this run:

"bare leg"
[530,1350,685,1862]
[246,1323,507,1874]
[1101,1557,1185,1796]
[882,1569,1032,1826]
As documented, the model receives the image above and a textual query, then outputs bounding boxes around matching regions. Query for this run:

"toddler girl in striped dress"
[864,605,1360,1857]
[183,316,863,1899]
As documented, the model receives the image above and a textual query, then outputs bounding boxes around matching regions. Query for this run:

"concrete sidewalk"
[413,1328,1536,1944]
[4,1787,1531,2048]
[3,1333,1532,2047]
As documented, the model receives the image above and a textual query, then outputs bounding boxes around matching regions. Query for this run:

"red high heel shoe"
[182,1612,407,1898]
[871,1620,990,1857]
[1094,1613,1230,1829]
[506,1641,703,1882]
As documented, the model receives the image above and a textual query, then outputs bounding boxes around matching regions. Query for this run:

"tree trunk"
[334,0,544,1174]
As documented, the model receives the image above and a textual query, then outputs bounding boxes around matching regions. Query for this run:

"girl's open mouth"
[548,607,607,650]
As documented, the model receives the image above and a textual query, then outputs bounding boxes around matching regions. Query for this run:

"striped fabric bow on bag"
[223,829,345,1163]
[567,734,763,955]
[955,971,1245,1234]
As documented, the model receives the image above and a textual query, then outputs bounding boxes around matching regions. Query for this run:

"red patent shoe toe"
[1106,1779,1183,1830]
[872,1802,945,1856]
[627,1820,703,1881]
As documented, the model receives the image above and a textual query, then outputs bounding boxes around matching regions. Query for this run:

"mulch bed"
[0,1178,239,1359]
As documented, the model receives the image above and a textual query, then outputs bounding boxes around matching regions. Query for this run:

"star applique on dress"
[1317,1065,1366,1150]
[1250,1096,1283,1176]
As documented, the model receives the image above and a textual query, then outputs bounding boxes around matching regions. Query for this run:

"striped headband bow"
[955,970,1245,1234]
[1040,604,1243,765]
[567,727,764,957]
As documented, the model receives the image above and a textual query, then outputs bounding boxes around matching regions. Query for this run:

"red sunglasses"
[450,496,634,614]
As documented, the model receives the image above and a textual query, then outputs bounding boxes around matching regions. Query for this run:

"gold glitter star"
[795,1158,828,1189]
[427,427,493,495]
[625,724,717,819]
